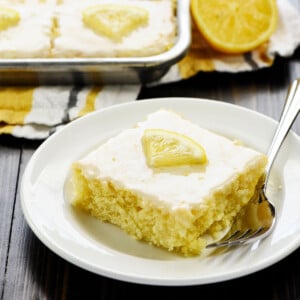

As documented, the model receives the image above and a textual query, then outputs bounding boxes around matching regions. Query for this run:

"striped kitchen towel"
[0,84,140,139]
[1,0,300,140]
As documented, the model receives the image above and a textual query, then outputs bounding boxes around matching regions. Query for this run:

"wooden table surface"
[1,48,300,299]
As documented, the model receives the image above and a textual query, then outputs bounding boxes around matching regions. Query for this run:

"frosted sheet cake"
[52,0,176,58]
[70,109,268,256]
[0,0,176,58]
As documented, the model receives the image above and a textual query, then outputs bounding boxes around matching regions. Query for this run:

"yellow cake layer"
[70,109,268,256]
[72,160,266,256]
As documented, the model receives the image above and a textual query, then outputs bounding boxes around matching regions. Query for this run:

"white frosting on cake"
[0,4,53,58]
[0,0,56,3]
[75,110,266,210]
[52,0,176,58]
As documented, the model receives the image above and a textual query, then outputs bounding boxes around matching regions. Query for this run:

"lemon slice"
[0,6,20,31]
[142,129,207,168]
[82,4,148,42]
[190,0,278,54]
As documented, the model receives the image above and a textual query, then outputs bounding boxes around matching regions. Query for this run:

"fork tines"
[206,227,266,248]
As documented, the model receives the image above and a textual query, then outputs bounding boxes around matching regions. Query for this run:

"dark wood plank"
[1,142,63,300]
[0,139,21,299]
[1,144,36,299]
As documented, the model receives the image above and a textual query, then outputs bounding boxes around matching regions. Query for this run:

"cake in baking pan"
[70,109,267,256]
[52,0,176,58]
[0,0,176,58]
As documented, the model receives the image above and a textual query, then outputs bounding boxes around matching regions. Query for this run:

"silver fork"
[207,78,300,249]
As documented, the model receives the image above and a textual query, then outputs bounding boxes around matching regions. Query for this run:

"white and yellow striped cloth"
[0,0,300,139]
[0,85,140,139]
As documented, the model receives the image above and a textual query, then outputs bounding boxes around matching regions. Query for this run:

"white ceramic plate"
[21,98,300,286]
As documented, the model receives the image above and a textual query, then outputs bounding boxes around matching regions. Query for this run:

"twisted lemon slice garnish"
[0,6,20,31]
[142,129,207,168]
[82,4,149,42]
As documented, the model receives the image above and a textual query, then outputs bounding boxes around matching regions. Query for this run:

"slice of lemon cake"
[0,3,53,58]
[52,0,176,58]
[70,109,267,256]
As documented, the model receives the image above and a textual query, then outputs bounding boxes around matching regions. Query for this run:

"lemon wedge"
[0,6,20,31]
[142,129,207,168]
[82,4,148,42]
[190,0,278,54]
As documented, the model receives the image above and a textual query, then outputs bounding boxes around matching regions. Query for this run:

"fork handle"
[265,79,300,181]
